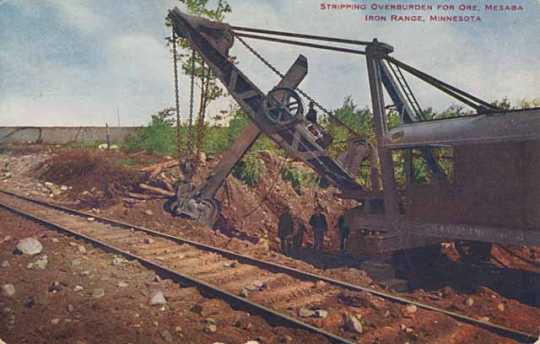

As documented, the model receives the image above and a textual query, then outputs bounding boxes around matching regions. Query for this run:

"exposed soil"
[1,145,540,343]
[35,150,150,208]
[0,208,329,344]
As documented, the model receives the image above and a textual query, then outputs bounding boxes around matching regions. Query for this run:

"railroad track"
[0,189,536,344]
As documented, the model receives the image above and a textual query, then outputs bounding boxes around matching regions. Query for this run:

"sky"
[0,0,539,126]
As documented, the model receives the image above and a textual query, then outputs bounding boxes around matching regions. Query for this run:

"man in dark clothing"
[305,101,318,124]
[337,214,350,252]
[309,206,327,251]
[278,206,294,254]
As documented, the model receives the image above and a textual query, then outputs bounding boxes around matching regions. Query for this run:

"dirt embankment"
[1,146,540,343]
[36,151,145,208]
[216,151,358,251]
[32,148,356,252]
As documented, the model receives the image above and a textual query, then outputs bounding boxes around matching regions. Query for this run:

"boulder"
[150,291,167,305]
[16,238,43,255]
[298,307,315,318]
[344,313,363,334]
[1,284,15,297]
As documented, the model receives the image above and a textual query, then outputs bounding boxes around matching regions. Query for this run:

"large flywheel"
[263,87,304,125]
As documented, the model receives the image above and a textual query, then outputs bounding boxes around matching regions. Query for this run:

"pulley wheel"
[263,87,304,125]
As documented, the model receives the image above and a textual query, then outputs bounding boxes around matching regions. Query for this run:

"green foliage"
[491,97,512,110]
[124,111,177,155]
[232,152,265,186]
[200,126,229,155]
[281,164,319,195]
[224,106,281,154]
[167,0,232,107]
[321,97,369,162]
[179,0,231,20]
[518,98,540,109]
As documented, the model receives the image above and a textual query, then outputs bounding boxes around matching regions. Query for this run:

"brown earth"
[37,150,148,208]
[1,145,539,343]
[0,208,329,344]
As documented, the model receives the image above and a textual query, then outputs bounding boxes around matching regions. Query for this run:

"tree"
[167,0,232,160]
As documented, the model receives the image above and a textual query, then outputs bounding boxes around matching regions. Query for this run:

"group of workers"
[277,204,350,255]
[276,105,351,254]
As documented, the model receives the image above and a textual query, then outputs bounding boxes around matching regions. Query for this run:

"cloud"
[0,0,539,127]
[44,1,106,34]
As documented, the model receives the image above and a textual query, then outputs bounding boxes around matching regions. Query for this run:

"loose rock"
[150,291,167,305]
[344,313,363,334]
[16,237,43,255]
[74,285,84,292]
[314,309,328,319]
[118,281,129,288]
[465,297,474,307]
[240,288,250,298]
[2,284,16,297]
[315,280,327,288]
[405,304,417,314]
[92,288,105,299]
[27,255,48,270]
[204,323,217,333]
[160,330,173,343]
[204,318,217,333]
[1,260,10,268]
[49,281,64,293]
[112,256,127,266]
[224,261,237,268]
[298,307,315,318]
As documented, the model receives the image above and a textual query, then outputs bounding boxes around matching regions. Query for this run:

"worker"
[292,216,305,251]
[306,101,318,124]
[337,214,349,252]
[278,206,294,254]
[309,205,327,251]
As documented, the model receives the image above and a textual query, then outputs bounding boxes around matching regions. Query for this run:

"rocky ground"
[1,145,540,343]
[0,208,330,344]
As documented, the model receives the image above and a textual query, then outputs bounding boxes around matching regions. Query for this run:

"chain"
[235,33,364,139]
[172,29,182,160]
[196,61,209,160]
[188,49,196,157]
[234,33,361,182]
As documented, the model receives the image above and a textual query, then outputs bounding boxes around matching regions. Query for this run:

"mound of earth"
[37,150,146,208]
[216,151,359,252]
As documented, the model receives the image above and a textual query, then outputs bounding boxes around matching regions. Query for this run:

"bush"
[232,153,265,186]
[281,164,319,195]
[124,116,176,155]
